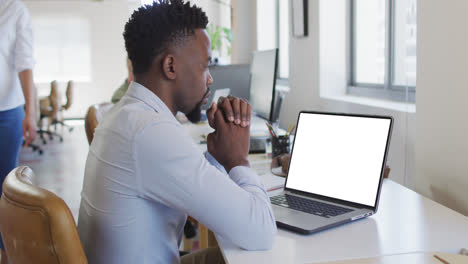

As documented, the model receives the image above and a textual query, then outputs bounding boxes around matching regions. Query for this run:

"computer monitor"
[249,48,278,122]
[203,64,250,110]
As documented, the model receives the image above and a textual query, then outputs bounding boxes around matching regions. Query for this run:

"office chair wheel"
[38,150,43,155]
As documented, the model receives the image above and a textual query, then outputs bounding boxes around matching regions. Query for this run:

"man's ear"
[162,54,176,80]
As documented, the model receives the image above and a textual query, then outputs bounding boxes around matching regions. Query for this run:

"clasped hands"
[205,96,251,172]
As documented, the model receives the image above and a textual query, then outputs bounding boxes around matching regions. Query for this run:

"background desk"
[319,252,468,264]
[217,179,468,263]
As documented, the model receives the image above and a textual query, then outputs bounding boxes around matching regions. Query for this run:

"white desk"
[183,117,467,263]
[217,179,468,263]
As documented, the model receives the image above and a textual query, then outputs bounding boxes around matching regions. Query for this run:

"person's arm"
[204,95,251,173]
[111,81,129,104]
[18,70,37,146]
[16,6,37,146]
[135,121,276,250]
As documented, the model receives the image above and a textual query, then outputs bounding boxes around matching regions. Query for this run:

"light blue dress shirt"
[77,82,276,264]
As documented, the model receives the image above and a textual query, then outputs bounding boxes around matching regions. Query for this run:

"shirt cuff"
[229,166,264,188]
[204,151,227,174]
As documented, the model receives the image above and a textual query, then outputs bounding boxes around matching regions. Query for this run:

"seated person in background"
[77,1,276,264]
[111,57,134,103]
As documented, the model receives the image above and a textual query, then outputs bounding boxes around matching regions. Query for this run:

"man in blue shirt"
[77,1,276,263]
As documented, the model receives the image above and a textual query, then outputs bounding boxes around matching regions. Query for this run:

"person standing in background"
[0,0,37,263]
[111,57,134,103]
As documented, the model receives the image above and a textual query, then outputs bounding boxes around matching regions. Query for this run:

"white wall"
[416,1,468,215]
[25,0,130,118]
[279,0,415,187]
[231,0,257,64]
[26,0,231,118]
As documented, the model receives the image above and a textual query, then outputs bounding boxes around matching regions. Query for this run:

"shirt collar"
[125,81,177,122]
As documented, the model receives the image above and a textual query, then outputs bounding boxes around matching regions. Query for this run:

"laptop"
[270,111,393,234]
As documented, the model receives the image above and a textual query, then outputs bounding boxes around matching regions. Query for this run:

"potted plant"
[206,24,233,65]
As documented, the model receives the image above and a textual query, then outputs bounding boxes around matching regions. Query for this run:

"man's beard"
[186,87,210,123]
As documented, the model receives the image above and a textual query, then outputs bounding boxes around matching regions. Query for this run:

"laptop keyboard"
[270,194,354,218]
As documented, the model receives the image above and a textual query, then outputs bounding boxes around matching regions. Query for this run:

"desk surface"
[320,252,468,264]
[183,117,468,263]
[217,179,468,264]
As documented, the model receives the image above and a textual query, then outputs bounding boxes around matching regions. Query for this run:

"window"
[140,0,232,64]
[33,17,91,83]
[349,0,417,102]
[257,0,289,80]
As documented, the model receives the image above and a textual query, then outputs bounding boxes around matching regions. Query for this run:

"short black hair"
[123,0,209,74]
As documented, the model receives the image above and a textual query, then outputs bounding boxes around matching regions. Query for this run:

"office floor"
[18,120,88,221]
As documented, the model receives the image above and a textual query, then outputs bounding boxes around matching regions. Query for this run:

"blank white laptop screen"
[286,112,391,207]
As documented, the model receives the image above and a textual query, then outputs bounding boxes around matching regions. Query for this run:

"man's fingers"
[240,99,250,127]
[229,96,241,125]
[247,103,251,125]
[214,107,228,131]
[207,102,217,129]
[218,97,234,122]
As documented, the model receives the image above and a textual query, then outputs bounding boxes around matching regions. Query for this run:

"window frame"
[276,0,289,83]
[348,0,416,102]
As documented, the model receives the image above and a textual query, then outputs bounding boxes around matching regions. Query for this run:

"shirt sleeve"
[204,151,227,174]
[134,121,277,250]
[15,5,35,72]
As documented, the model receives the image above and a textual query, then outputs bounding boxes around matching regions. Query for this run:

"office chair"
[23,140,44,155]
[0,166,87,264]
[37,81,63,143]
[84,102,113,144]
[51,80,74,133]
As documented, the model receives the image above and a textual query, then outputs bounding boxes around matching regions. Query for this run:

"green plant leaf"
[207,24,222,51]
[206,24,235,55]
